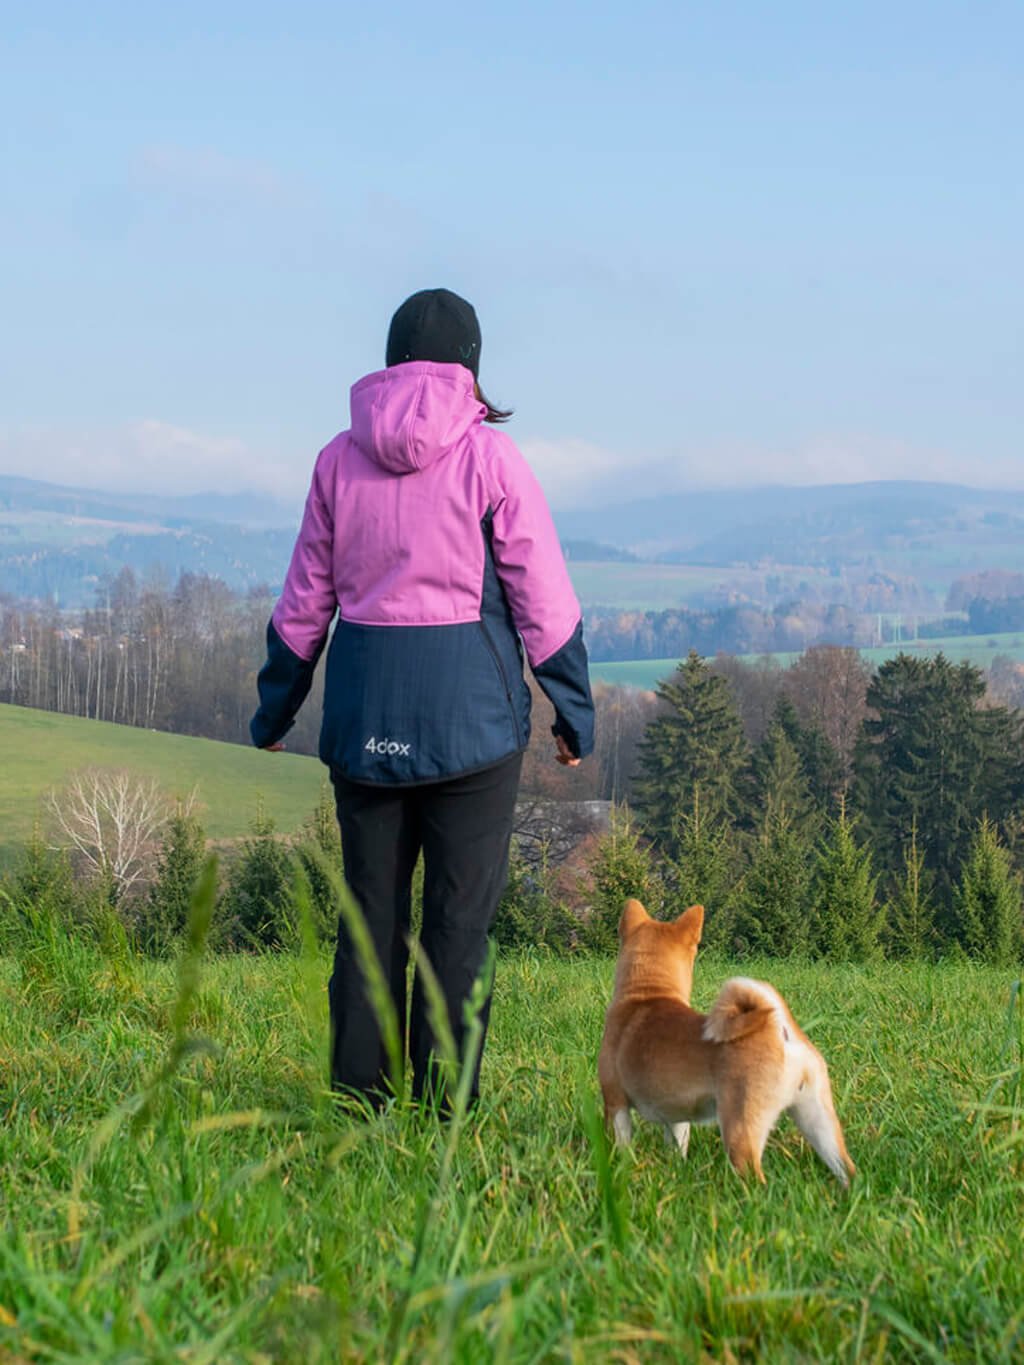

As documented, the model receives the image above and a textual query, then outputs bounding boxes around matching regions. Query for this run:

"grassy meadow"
[590,631,1024,692]
[1,915,1021,1362]
[0,703,325,863]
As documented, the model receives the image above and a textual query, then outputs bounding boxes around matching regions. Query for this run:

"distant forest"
[5,566,1024,801]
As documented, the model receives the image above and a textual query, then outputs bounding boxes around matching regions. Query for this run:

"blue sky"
[1,1,1021,506]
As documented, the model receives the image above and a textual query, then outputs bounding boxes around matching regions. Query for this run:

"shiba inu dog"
[597,899,855,1185]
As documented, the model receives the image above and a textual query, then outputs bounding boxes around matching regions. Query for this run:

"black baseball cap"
[385,288,482,378]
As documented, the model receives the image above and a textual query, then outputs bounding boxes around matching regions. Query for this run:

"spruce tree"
[746,717,817,839]
[581,804,663,953]
[303,780,342,859]
[773,694,843,813]
[139,801,207,955]
[218,802,294,950]
[809,799,882,961]
[855,653,1024,903]
[886,818,937,959]
[635,651,748,855]
[671,785,738,953]
[2,822,76,941]
[952,817,1023,965]
[733,810,813,957]
[293,781,344,945]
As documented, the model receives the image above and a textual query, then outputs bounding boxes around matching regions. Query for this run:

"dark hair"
[476,383,513,424]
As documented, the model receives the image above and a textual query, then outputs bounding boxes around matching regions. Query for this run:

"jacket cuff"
[533,620,595,759]
[250,620,322,749]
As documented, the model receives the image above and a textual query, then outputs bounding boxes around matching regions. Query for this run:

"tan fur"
[597,900,856,1186]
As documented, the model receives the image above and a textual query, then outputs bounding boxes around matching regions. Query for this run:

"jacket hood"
[349,361,486,475]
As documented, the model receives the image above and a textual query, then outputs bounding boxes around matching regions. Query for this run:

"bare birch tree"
[47,769,171,900]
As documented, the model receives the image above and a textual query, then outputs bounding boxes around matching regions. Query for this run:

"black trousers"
[329,751,522,1105]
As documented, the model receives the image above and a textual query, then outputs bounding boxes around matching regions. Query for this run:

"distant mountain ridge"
[0,474,302,604]
[0,474,301,529]
[2,472,1023,607]
[553,481,1024,557]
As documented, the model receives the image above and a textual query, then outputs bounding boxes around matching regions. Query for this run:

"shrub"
[216,803,294,950]
[492,846,579,954]
[290,781,345,947]
[577,805,663,954]
[1,823,77,947]
[134,802,207,956]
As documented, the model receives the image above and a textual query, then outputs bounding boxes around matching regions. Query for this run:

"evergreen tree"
[218,802,294,950]
[746,716,817,838]
[634,651,748,855]
[855,653,1024,900]
[809,799,882,961]
[138,801,207,955]
[671,785,739,953]
[492,845,578,954]
[773,694,844,813]
[886,818,938,959]
[581,804,663,953]
[733,810,813,957]
[293,781,344,945]
[303,780,342,859]
[1,822,76,942]
[952,817,1023,965]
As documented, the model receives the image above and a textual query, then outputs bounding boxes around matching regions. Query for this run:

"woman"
[251,288,594,1107]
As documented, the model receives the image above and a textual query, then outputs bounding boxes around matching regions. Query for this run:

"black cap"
[385,288,482,378]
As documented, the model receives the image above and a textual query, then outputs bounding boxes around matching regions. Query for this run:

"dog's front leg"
[664,1121,691,1159]
[611,1108,634,1145]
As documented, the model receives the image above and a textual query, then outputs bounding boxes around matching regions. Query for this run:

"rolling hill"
[0,702,325,864]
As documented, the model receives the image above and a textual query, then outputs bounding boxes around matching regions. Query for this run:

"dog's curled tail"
[702,977,780,1044]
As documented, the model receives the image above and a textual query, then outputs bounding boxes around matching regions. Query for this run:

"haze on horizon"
[2,2,1021,510]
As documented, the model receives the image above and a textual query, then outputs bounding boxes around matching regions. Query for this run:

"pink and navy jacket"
[251,361,594,784]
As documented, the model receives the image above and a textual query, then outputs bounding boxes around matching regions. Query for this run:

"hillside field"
[590,631,1024,691]
[0,937,1021,1360]
[0,703,325,863]
[566,561,754,609]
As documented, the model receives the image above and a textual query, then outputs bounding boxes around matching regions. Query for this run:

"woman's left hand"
[555,735,580,767]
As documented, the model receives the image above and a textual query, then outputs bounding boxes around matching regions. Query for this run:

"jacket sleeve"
[488,437,595,759]
[250,451,337,748]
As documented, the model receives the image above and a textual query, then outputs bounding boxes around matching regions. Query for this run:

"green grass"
[0,703,325,862]
[590,632,1024,691]
[1,924,1021,1361]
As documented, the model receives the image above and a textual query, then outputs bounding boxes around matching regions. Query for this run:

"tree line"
[614,651,1024,963]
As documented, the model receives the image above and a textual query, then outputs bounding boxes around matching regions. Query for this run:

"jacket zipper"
[479,620,522,747]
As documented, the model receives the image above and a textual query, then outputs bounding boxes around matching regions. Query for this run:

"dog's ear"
[676,904,704,945]
[619,898,649,939]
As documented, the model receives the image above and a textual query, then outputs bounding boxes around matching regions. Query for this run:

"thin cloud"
[2,424,1021,510]
[0,421,297,501]
[132,144,292,206]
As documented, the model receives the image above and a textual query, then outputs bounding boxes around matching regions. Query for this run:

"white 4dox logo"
[364,736,412,757]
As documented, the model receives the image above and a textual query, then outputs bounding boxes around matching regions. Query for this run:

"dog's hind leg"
[788,1080,855,1186]
[663,1122,691,1159]
[718,1092,780,1185]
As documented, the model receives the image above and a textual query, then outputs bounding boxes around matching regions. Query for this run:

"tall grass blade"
[581,1089,629,1254]
[407,934,459,1106]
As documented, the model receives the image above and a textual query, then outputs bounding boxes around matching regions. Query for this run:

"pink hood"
[349,361,486,474]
